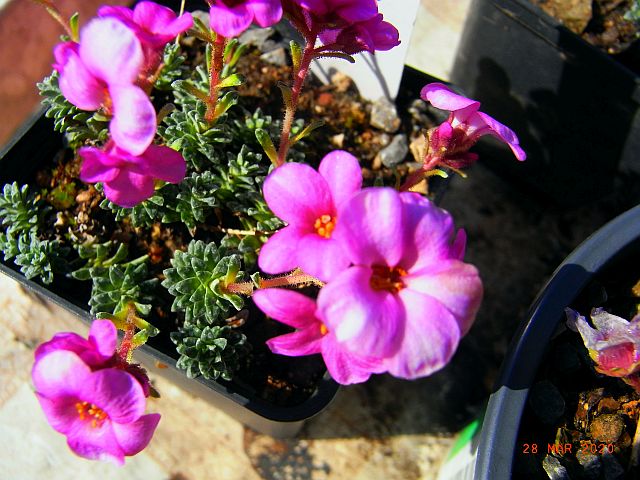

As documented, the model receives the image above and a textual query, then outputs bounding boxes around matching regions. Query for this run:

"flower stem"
[32,0,74,39]
[205,33,227,124]
[225,270,324,296]
[117,303,138,364]
[276,33,318,167]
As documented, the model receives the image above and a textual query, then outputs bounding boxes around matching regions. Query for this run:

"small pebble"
[542,455,570,480]
[601,451,625,480]
[375,134,408,168]
[330,72,353,93]
[260,48,288,66]
[589,414,624,443]
[370,97,401,133]
[238,27,275,50]
[575,449,601,480]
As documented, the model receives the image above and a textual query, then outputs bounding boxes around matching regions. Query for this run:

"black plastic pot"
[0,112,340,438]
[451,0,640,207]
[473,203,640,478]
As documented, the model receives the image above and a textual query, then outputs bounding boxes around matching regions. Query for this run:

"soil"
[512,247,640,478]
[530,0,640,57]
[15,37,439,407]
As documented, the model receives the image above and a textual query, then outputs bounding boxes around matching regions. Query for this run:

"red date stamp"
[521,442,615,455]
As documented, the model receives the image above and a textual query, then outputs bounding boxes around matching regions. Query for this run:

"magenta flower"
[566,308,640,392]
[421,83,526,165]
[98,1,193,72]
[290,0,378,23]
[258,150,362,282]
[32,350,160,465]
[79,141,186,208]
[53,17,156,155]
[208,0,283,37]
[35,319,117,369]
[253,288,384,384]
[319,14,400,54]
[318,189,483,379]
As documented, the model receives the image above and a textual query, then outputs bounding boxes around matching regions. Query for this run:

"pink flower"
[318,189,483,379]
[258,150,362,282]
[566,308,640,392]
[209,0,283,37]
[32,350,160,465]
[35,320,152,397]
[79,141,186,208]
[35,319,118,369]
[421,83,526,165]
[53,17,156,155]
[253,288,384,384]
[98,1,193,73]
[289,0,378,23]
[319,14,400,54]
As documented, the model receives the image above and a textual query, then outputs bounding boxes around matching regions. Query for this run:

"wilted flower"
[421,83,526,167]
[32,350,160,465]
[79,141,186,208]
[98,1,193,72]
[319,13,400,54]
[253,288,384,384]
[566,307,640,391]
[258,150,362,281]
[208,0,283,37]
[53,17,156,155]
[318,189,483,379]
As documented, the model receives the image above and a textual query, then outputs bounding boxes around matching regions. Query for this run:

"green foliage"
[162,240,244,326]
[0,183,44,235]
[1,232,67,284]
[37,72,109,149]
[99,185,171,228]
[626,0,640,23]
[171,323,248,381]
[70,240,130,280]
[88,260,158,316]
[167,171,220,229]
[154,42,187,90]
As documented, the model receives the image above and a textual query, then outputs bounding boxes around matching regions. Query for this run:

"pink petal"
[133,2,193,46]
[103,170,156,208]
[296,233,351,282]
[54,42,105,111]
[258,226,305,274]
[209,3,253,37]
[384,289,461,379]
[88,320,118,359]
[318,150,362,209]
[34,332,89,362]
[252,288,318,328]
[112,413,161,456]
[404,260,483,336]
[597,343,637,373]
[262,163,333,225]
[334,188,404,267]
[66,421,125,465]
[317,265,403,358]
[336,0,378,22]
[79,17,143,85]
[109,84,156,156]
[267,328,323,356]
[97,5,133,22]
[138,145,186,183]
[474,112,526,161]
[420,83,479,113]
[248,0,283,27]
[32,350,91,398]
[398,192,457,271]
[80,369,145,424]
[321,334,385,385]
[79,147,122,184]
[35,394,82,435]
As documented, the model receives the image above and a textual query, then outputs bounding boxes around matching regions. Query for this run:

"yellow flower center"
[314,214,336,239]
[369,265,407,294]
[75,401,108,428]
[319,323,329,336]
